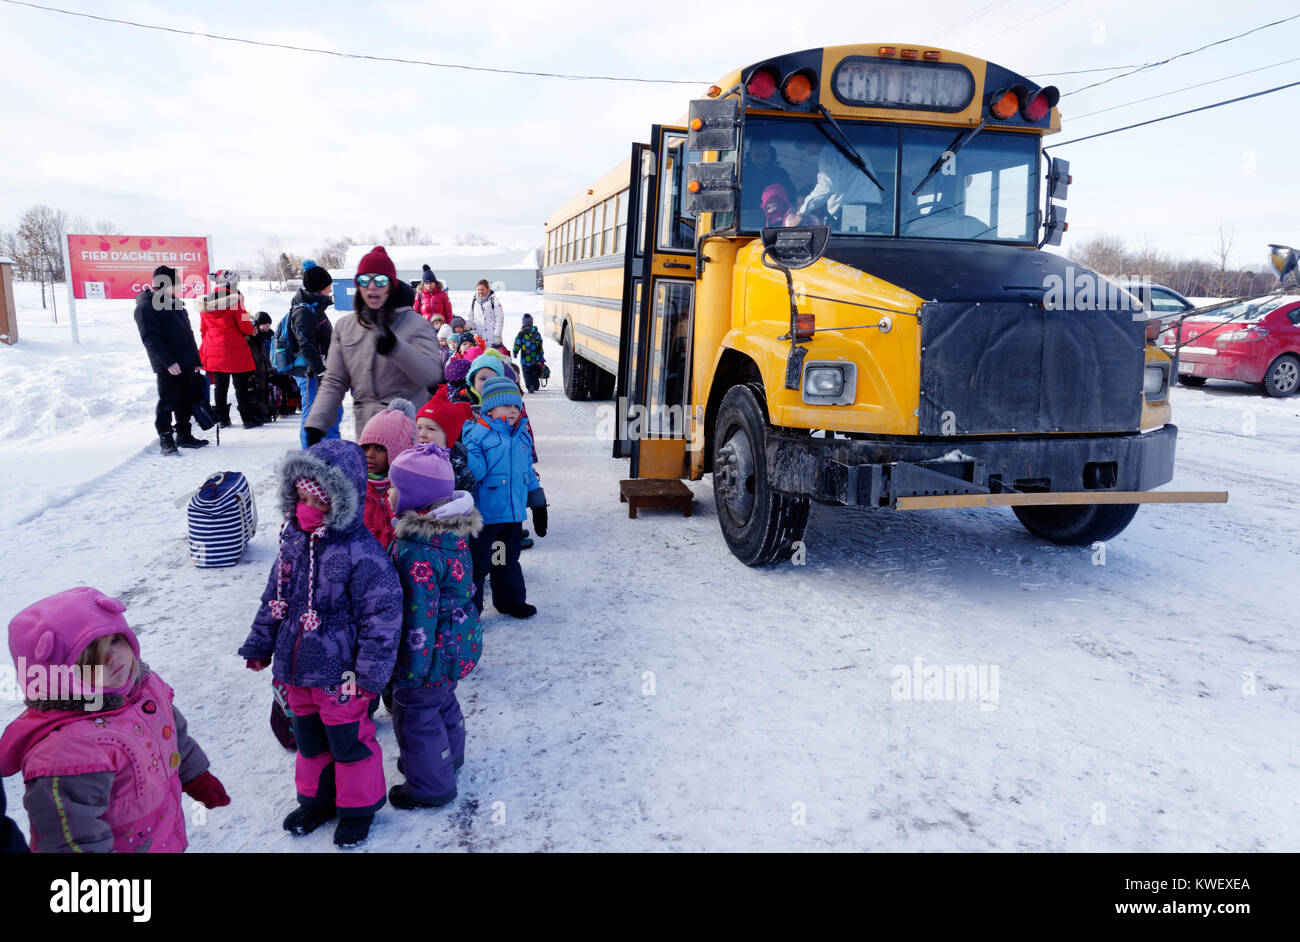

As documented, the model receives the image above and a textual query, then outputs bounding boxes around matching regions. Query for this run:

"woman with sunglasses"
[304,247,444,444]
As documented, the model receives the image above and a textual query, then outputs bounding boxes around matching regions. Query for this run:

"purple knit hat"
[358,398,416,464]
[444,357,471,385]
[389,442,455,514]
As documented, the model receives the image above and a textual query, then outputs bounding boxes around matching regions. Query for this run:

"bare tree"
[383,224,428,246]
[1212,225,1235,297]
[312,235,354,270]
[455,231,492,246]
[15,204,69,313]
[1072,233,1127,276]
[94,219,121,235]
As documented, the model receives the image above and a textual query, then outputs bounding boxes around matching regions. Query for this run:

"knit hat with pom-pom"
[358,398,416,463]
[417,391,474,448]
[444,357,472,386]
[355,246,397,281]
[389,442,456,514]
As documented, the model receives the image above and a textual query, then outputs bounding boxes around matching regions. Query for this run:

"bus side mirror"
[1048,156,1070,200]
[685,162,736,214]
[687,97,739,152]
[1268,243,1298,285]
[1042,203,1067,247]
[760,226,830,270]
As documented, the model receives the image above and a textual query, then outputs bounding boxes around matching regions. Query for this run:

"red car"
[1161,295,1300,397]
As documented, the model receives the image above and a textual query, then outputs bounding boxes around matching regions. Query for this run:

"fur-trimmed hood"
[277,439,367,533]
[199,287,247,314]
[393,492,483,541]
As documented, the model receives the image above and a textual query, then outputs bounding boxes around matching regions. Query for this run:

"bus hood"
[820,238,1089,304]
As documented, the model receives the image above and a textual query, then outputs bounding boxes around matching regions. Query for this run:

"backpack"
[187,471,256,568]
[271,310,297,374]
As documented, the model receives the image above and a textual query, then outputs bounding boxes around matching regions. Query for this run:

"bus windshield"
[739,117,1040,243]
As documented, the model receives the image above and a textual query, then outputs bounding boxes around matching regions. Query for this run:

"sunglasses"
[355,274,391,288]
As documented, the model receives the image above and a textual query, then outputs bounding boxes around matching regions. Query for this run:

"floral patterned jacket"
[389,493,484,688]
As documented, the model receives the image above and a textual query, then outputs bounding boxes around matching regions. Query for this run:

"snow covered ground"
[0,281,1296,852]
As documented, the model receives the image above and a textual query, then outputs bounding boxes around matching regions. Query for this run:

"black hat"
[255,311,273,326]
[422,264,436,283]
[303,266,333,293]
[152,264,178,289]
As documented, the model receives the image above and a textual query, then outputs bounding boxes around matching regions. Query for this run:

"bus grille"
[917,300,1144,436]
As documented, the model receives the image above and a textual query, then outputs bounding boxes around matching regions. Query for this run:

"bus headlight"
[801,362,856,405]
[1143,362,1169,402]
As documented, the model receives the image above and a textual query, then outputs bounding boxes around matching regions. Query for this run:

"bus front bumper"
[765,425,1180,508]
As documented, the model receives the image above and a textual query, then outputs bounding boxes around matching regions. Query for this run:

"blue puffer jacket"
[238,439,403,696]
[461,414,540,524]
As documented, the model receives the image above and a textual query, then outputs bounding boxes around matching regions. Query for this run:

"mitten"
[532,504,548,538]
[305,426,325,446]
[375,324,397,355]
[246,657,270,671]
[182,771,231,808]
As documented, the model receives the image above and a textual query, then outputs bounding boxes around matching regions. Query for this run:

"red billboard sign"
[66,234,210,300]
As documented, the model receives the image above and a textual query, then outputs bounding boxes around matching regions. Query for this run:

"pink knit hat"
[7,587,140,699]
[358,398,417,464]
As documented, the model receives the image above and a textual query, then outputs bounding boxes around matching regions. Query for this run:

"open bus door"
[624,124,698,480]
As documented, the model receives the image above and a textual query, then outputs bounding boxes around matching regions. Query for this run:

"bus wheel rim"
[716,426,756,525]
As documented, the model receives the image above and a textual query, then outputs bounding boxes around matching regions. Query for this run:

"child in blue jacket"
[460,377,546,619]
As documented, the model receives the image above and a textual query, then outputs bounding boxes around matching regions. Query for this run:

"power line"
[930,0,1016,42]
[971,0,1073,46]
[1069,55,1300,121]
[1027,64,1140,77]
[1047,79,1300,148]
[0,0,709,85]
[1064,13,1300,97]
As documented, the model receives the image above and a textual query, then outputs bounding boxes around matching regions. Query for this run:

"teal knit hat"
[479,376,523,414]
[468,353,505,386]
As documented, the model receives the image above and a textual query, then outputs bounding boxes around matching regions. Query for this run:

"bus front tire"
[1178,374,1206,387]
[562,330,591,401]
[590,367,616,400]
[1012,503,1139,546]
[712,384,809,567]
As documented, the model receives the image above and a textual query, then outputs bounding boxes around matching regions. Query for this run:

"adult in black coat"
[133,265,207,454]
[1,781,29,853]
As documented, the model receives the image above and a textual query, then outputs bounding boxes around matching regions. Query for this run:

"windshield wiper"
[815,105,885,192]
[911,120,987,196]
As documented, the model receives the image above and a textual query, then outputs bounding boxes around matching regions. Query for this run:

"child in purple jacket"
[239,439,403,849]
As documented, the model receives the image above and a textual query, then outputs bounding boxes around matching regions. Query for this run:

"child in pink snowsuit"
[0,587,229,852]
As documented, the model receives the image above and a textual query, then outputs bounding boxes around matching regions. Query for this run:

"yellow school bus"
[543,43,1224,565]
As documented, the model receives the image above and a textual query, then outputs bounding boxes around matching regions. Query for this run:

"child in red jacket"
[358,399,417,551]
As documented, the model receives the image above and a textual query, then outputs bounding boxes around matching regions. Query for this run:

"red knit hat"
[417,390,474,448]
[355,246,397,281]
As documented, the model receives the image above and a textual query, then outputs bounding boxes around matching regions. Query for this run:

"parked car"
[1158,294,1300,397]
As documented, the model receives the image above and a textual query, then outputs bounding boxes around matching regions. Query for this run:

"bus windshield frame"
[737,115,1042,245]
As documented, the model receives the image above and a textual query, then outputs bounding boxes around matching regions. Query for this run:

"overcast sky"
[1,0,1296,270]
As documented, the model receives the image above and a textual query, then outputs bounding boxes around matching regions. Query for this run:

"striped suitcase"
[188,472,257,568]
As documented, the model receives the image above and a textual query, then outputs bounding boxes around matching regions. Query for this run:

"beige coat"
[307,305,445,437]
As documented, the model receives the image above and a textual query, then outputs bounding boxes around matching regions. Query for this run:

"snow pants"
[391,683,464,801]
[154,369,197,437]
[286,685,385,818]
[522,364,542,394]
[295,375,341,449]
[469,521,527,613]
[211,371,257,424]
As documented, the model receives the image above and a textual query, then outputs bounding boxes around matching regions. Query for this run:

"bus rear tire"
[1178,374,1206,387]
[1012,503,1139,545]
[562,330,591,401]
[712,384,809,567]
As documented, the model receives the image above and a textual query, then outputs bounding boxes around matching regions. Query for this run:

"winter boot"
[333,814,374,848]
[175,428,209,448]
[283,804,335,836]
[389,783,456,810]
[216,404,232,429]
[499,603,537,619]
[158,432,179,456]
